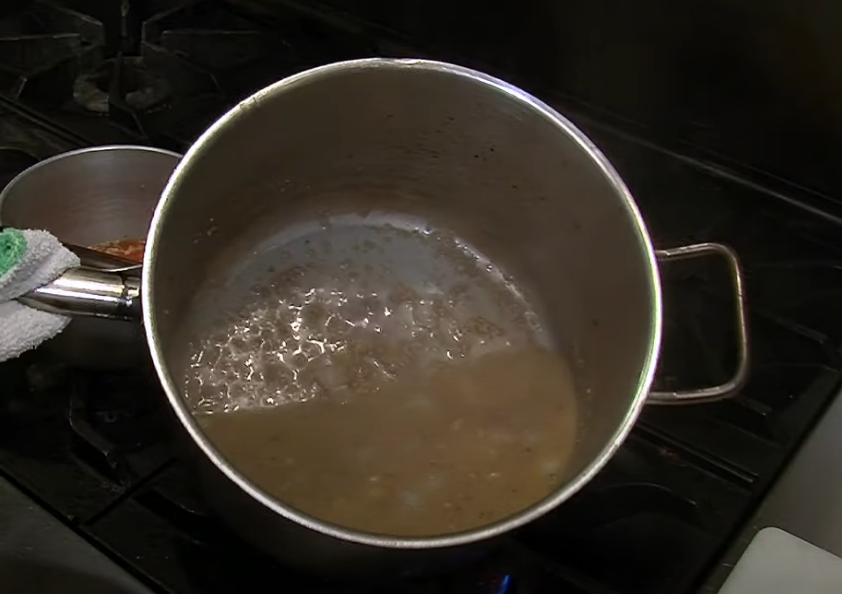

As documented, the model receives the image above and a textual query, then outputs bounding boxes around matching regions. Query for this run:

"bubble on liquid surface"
[181,221,546,415]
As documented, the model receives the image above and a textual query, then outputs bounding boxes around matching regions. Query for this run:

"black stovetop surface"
[2,2,842,594]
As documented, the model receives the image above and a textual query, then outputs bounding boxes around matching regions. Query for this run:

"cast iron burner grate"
[0,0,377,147]
[68,371,170,485]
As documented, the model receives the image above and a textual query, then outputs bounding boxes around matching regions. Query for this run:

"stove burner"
[0,1,376,146]
[73,55,170,113]
[479,573,512,594]
[0,2,100,96]
[62,368,172,485]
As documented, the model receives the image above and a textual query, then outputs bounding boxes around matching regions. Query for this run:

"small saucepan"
[0,145,180,367]
[12,59,749,572]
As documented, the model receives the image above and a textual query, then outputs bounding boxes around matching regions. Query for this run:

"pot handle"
[647,242,749,405]
[18,267,142,322]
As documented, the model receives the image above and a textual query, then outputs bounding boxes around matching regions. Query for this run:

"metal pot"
[16,59,749,572]
[0,145,180,368]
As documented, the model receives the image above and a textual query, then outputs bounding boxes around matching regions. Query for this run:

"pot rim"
[0,144,182,225]
[143,58,663,550]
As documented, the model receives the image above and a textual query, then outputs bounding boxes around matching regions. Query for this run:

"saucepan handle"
[18,267,142,322]
[1,224,145,321]
[647,242,749,405]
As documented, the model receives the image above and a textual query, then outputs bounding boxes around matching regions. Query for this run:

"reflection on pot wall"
[236,0,842,200]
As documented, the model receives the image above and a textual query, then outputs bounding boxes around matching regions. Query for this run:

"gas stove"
[2,2,842,594]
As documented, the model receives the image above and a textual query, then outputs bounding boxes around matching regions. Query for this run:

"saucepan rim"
[143,57,663,549]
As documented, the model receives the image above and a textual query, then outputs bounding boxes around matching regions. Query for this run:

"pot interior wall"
[0,147,178,247]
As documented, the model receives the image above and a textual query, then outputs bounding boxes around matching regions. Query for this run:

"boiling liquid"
[182,223,579,536]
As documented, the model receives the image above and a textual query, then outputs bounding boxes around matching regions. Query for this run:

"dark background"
[243,0,842,207]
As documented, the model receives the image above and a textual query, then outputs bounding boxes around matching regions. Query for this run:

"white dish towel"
[0,228,79,362]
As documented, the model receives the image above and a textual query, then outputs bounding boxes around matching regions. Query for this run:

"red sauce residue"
[92,239,145,263]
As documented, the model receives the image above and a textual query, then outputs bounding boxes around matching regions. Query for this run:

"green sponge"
[0,227,27,278]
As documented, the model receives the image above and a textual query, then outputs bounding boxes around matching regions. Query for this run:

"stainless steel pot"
[0,145,180,367]
[15,59,749,572]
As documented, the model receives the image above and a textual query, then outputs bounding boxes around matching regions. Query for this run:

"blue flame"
[495,574,512,594]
